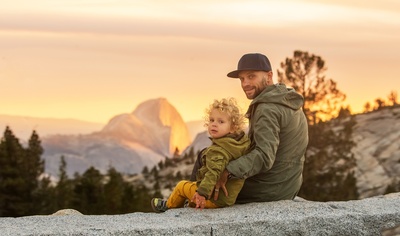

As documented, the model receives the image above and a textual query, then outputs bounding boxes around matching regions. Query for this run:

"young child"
[151,97,249,212]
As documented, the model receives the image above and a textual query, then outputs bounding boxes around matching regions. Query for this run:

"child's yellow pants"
[166,180,219,209]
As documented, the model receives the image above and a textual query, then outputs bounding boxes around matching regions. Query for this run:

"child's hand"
[191,192,206,210]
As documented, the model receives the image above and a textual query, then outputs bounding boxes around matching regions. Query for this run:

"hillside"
[133,106,400,200]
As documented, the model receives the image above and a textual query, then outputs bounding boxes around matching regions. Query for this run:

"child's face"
[207,108,233,139]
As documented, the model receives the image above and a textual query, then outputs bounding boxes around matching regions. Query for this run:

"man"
[212,53,309,203]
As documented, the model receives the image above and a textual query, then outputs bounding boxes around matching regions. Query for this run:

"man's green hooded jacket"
[227,83,308,203]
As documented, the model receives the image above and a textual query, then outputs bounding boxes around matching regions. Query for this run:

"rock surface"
[1,193,400,236]
[51,209,83,216]
[352,106,400,198]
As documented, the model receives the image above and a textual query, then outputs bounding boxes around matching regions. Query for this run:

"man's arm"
[227,104,281,179]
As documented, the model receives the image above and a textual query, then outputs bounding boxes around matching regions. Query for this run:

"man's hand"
[191,192,206,210]
[214,169,229,200]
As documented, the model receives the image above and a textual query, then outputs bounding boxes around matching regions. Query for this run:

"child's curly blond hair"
[204,97,246,135]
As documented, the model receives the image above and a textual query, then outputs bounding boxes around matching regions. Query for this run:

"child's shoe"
[151,198,168,213]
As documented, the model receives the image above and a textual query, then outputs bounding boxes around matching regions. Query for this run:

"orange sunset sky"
[1,0,399,124]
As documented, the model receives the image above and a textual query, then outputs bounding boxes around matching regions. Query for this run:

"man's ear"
[268,71,273,84]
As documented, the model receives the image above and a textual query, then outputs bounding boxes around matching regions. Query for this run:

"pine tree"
[141,166,149,176]
[0,126,27,216]
[175,171,183,181]
[278,50,357,201]
[299,116,358,201]
[278,50,346,125]
[374,98,386,110]
[363,102,372,113]
[0,128,53,216]
[34,175,56,215]
[158,160,164,170]
[387,91,398,106]
[23,130,45,215]
[151,166,159,179]
[120,183,136,213]
[152,180,162,198]
[55,156,73,211]
[72,167,105,214]
[173,147,180,159]
[104,167,124,214]
[131,184,153,212]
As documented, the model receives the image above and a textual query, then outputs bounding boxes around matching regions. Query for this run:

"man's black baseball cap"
[227,53,272,78]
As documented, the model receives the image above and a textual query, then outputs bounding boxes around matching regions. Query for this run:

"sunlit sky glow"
[1,0,399,124]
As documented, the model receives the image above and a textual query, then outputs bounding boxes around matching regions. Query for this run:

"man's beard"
[243,77,268,99]
[244,86,263,99]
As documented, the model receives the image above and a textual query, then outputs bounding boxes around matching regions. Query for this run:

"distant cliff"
[1,193,400,235]
[101,97,191,156]
[41,98,191,178]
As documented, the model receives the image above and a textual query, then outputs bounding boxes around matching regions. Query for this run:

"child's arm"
[196,148,229,199]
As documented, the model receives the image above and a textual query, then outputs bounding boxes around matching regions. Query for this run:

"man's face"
[238,70,272,99]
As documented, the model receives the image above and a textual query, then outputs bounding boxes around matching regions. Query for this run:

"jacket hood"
[211,132,248,158]
[248,83,304,112]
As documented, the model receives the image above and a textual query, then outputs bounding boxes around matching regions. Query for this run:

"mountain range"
[2,99,399,199]
[1,98,204,179]
[44,98,202,179]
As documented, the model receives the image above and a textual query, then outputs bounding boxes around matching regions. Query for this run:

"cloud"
[1,0,399,122]
[304,0,400,15]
